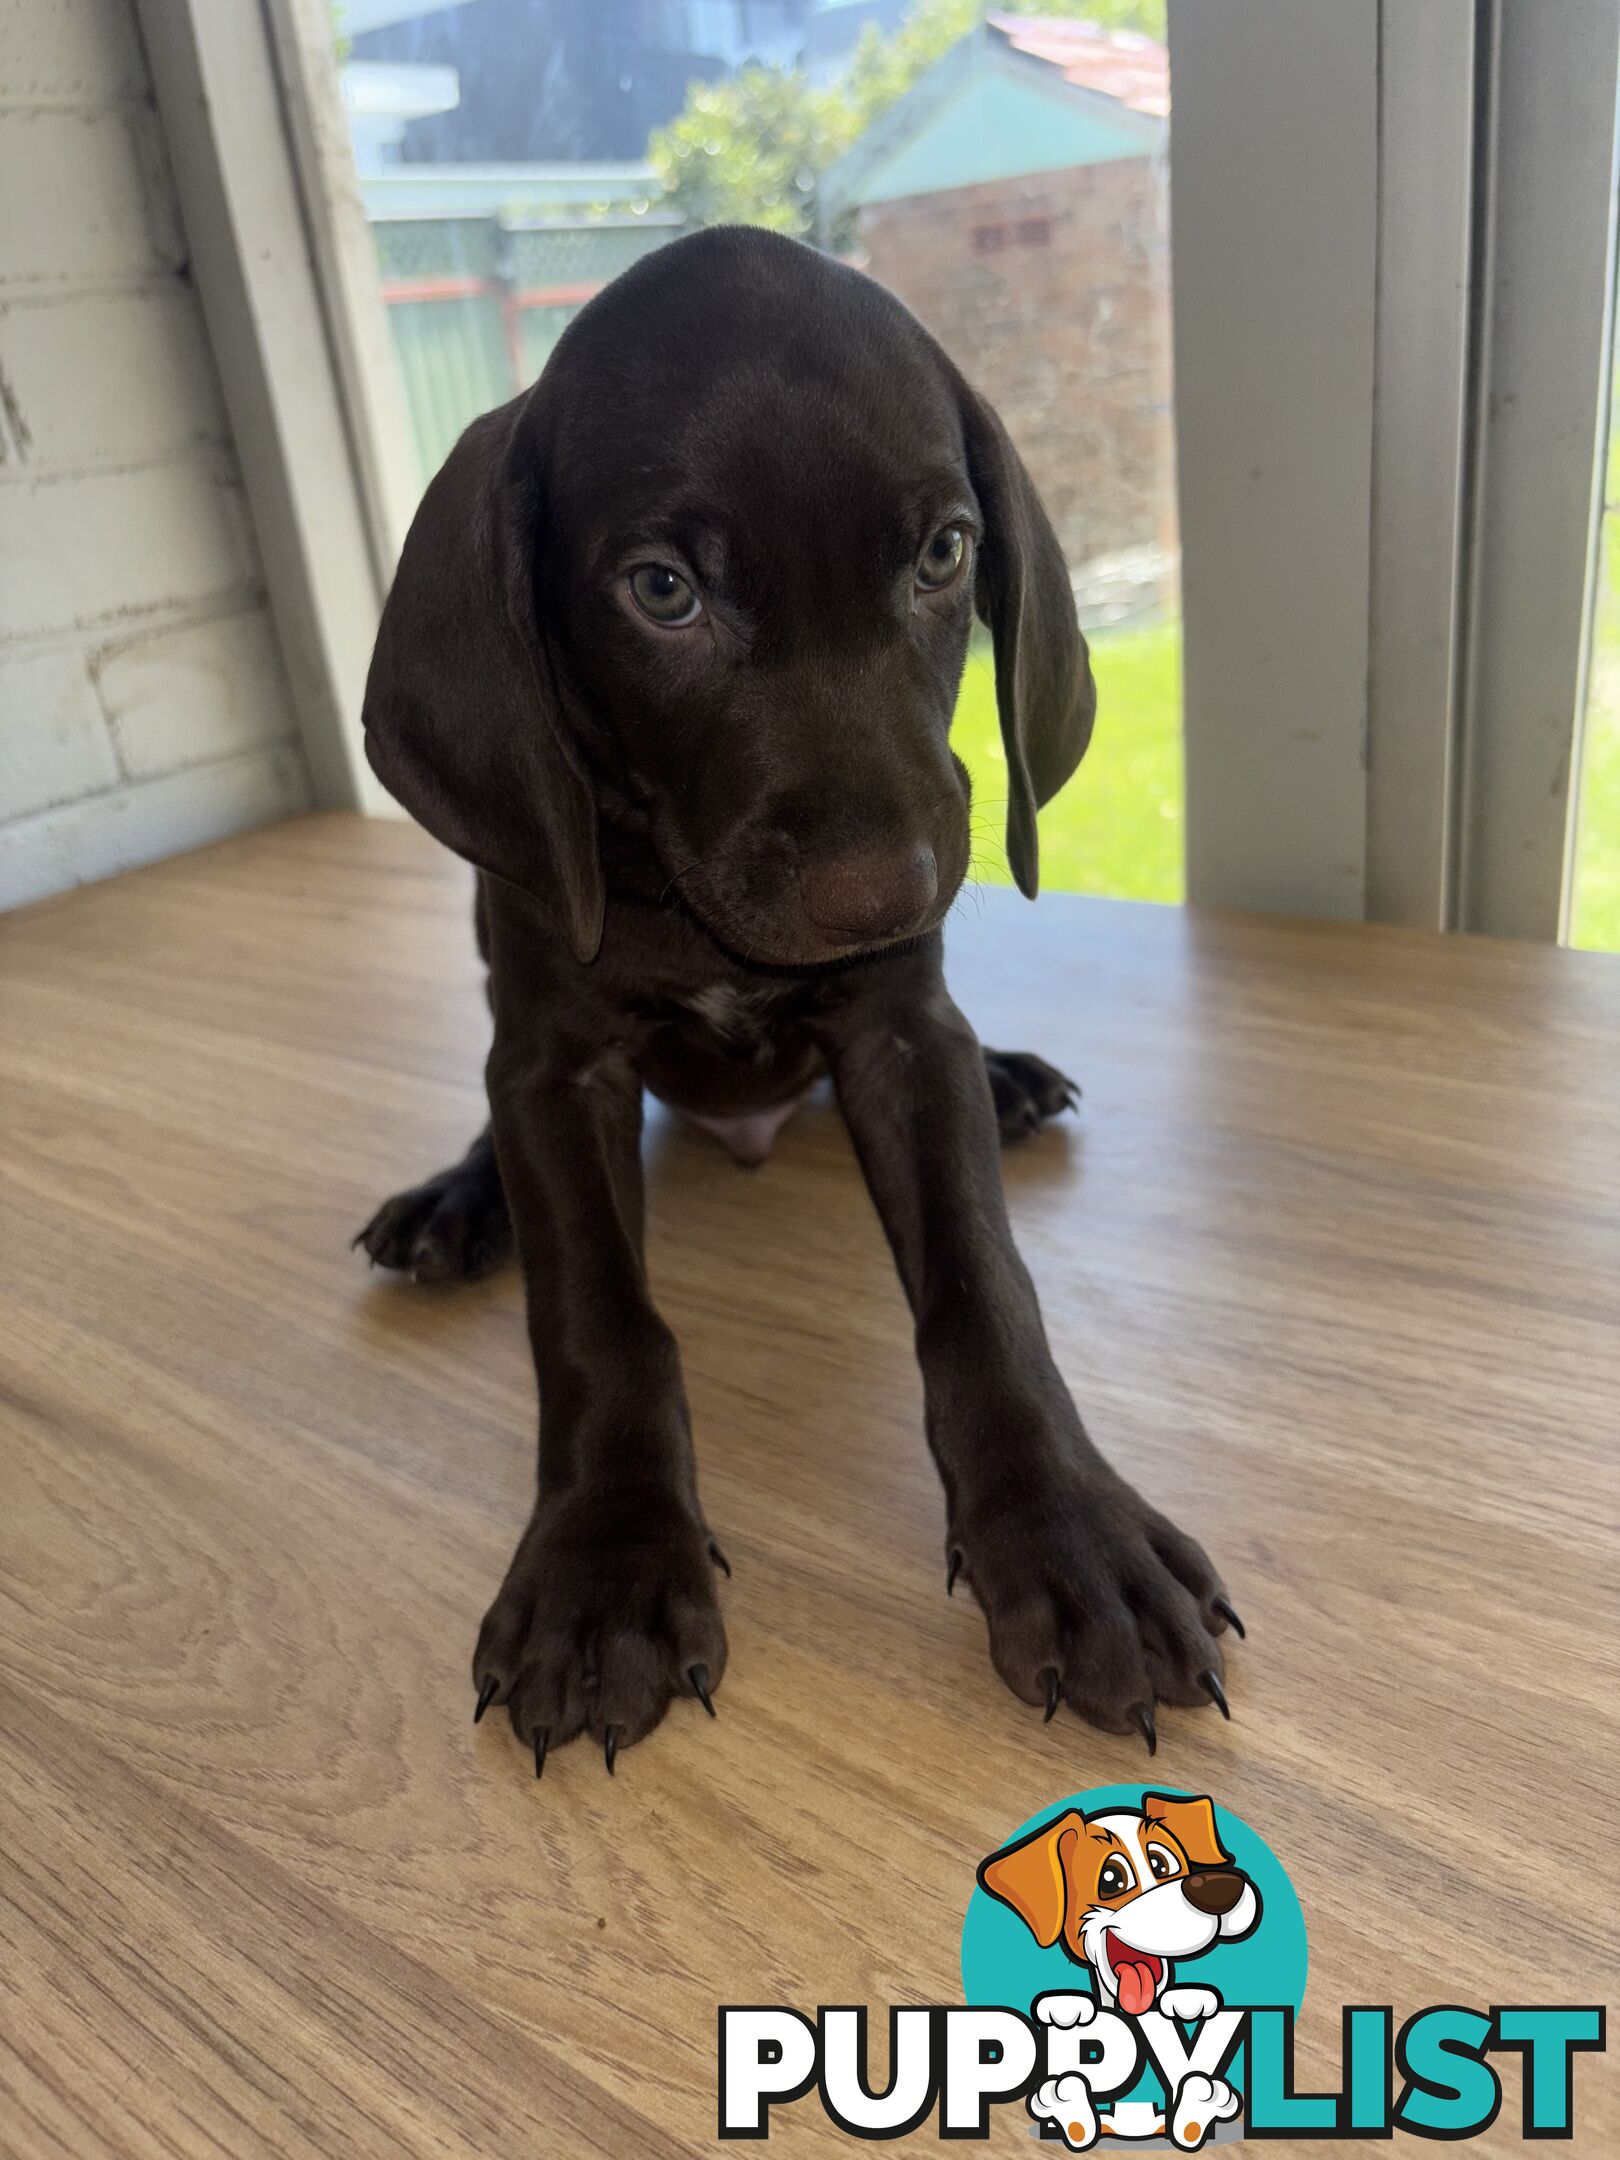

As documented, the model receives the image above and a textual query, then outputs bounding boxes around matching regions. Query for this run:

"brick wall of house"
[0,0,311,911]
[856,156,1174,579]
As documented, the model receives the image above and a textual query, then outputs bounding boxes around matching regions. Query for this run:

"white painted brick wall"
[0,108,183,289]
[0,0,148,103]
[0,0,311,909]
[96,608,292,779]
[2,460,260,643]
[0,743,312,910]
[0,647,120,817]
[0,284,228,466]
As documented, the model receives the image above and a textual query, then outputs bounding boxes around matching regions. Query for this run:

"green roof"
[821,23,1163,217]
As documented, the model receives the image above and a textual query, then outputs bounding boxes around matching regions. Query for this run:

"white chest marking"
[686,983,773,1046]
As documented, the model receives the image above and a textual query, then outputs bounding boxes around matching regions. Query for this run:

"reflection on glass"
[335,1,1181,902]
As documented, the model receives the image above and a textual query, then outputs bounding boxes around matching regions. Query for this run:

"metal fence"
[373,212,686,481]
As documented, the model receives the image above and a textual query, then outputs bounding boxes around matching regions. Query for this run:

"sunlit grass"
[1571,426,1620,950]
[1573,688,1620,951]
[951,620,1184,903]
[953,607,1620,946]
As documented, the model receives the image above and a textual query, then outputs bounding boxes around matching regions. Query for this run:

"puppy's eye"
[916,525,967,592]
[629,564,702,627]
[1146,1845,1180,1882]
[1098,1858,1135,1899]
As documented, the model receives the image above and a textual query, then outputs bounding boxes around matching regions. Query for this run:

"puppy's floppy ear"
[362,401,605,963]
[958,379,1096,899]
[1142,1792,1233,1872]
[977,1809,1086,1949]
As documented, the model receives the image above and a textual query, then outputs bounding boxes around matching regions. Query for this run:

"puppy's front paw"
[1158,1986,1221,2024]
[950,1466,1239,1742]
[473,1488,727,1771]
[1035,1992,1098,2028]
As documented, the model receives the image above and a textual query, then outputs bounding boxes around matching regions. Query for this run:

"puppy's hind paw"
[355,1148,510,1282]
[1171,2072,1241,2150]
[1030,2074,1100,2152]
[983,1047,1078,1143]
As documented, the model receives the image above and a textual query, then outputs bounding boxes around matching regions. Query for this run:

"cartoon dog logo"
[978,1792,1261,2149]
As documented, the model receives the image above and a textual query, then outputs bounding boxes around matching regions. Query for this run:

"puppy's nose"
[799,845,938,942]
[1182,1868,1246,1917]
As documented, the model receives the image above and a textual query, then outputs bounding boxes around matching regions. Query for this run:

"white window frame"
[1169,0,1620,940]
[1458,0,1620,939]
[133,0,400,815]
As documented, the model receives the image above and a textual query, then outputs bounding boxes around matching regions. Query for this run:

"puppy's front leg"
[819,954,1238,1741]
[474,1033,725,1771]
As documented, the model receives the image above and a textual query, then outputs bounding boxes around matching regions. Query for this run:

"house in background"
[342,62,461,173]
[361,162,682,479]
[822,14,1174,617]
[335,0,1177,564]
[338,0,692,478]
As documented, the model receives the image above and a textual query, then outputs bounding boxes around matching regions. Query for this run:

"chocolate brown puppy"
[357,225,1239,1771]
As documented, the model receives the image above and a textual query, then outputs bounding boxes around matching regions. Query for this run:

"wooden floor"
[1,813,1617,2157]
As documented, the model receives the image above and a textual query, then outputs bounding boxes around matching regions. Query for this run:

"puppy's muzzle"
[1181,1867,1248,1918]
[799,844,938,943]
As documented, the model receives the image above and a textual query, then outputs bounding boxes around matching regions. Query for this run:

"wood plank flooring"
[1,814,1616,2155]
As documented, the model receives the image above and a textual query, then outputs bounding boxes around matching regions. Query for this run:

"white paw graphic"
[1158,1986,1221,2024]
[1030,2073,1099,2151]
[1035,1992,1099,2029]
[1170,2071,1241,2150]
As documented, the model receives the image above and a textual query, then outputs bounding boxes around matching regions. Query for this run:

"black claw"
[534,1729,549,1778]
[604,1725,621,1775]
[1213,1595,1247,1640]
[1042,1668,1061,1723]
[473,1676,497,1724]
[709,1541,732,1579]
[1131,1702,1158,1756]
[1200,1670,1231,1720]
[946,1548,962,1597]
[689,1663,716,1717]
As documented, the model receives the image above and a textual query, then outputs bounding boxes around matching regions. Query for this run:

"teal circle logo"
[962,1786,1307,2144]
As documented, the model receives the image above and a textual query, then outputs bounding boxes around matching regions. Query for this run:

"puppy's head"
[362,226,1094,966]
[978,1794,1260,2016]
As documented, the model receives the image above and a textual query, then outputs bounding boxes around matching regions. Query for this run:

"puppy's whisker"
[968,840,1011,879]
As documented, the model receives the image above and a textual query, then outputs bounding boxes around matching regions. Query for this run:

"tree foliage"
[649,0,1167,237]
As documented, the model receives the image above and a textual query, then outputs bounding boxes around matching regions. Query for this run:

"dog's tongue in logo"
[1107,1936,1163,2016]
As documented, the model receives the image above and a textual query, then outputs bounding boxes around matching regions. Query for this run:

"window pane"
[1571,361,1620,951]
[336,0,1182,902]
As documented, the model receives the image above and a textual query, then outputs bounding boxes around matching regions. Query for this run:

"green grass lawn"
[954,611,1620,948]
[1574,686,1620,950]
[951,620,1184,903]
[1571,447,1620,950]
